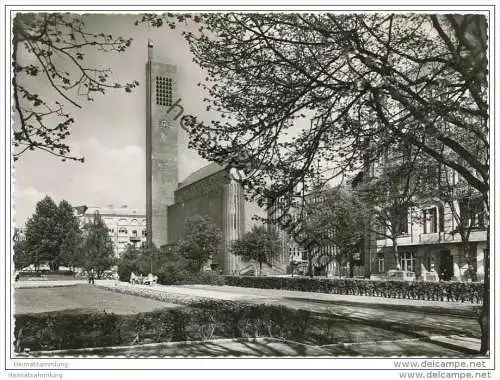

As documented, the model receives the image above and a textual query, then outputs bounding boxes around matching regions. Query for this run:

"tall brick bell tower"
[146,39,179,249]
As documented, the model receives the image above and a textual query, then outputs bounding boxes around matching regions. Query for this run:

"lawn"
[14,284,180,315]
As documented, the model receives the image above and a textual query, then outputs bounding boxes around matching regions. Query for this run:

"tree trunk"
[349,254,354,278]
[479,284,489,355]
[308,252,314,278]
[479,229,489,355]
[393,238,400,270]
[463,241,476,281]
[50,261,59,272]
[259,260,262,276]
[479,194,489,355]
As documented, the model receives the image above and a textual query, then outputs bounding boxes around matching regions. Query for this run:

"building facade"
[166,164,281,274]
[359,145,487,282]
[13,227,26,242]
[77,205,146,256]
[366,198,487,281]
[146,40,179,249]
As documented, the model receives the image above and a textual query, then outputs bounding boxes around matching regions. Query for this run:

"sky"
[13,14,213,225]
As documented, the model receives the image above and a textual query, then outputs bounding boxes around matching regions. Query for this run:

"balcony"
[375,234,412,247]
[129,236,141,243]
[396,234,412,246]
[469,229,487,242]
[419,233,440,244]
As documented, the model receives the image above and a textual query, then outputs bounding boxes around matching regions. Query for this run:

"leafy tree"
[144,12,489,353]
[142,14,487,202]
[303,187,366,278]
[353,145,432,271]
[81,211,114,278]
[59,226,83,271]
[137,243,162,275]
[434,164,486,280]
[55,199,82,269]
[156,243,193,284]
[12,13,139,161]
[24,196,60,270]
[117,244,140,282]
[116,243,161,281]
[178,215,222,272]
[232,225,281,276]
[13,240,29,270]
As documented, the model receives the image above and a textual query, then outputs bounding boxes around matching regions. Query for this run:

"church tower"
[146,40,179,249]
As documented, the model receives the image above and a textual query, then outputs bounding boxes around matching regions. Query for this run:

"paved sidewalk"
[21,337,473,357]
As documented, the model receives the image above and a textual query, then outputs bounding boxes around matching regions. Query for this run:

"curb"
[427,335,483,356]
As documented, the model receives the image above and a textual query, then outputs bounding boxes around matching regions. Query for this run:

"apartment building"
[367,196,487,281]
[362,146,487,282]
[75,205,146,256]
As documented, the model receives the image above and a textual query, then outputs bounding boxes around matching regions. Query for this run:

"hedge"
[14,300,315,352]
[157,271,225,286]
[223,276,484,304]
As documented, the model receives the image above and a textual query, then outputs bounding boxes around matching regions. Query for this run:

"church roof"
[177,162,226,189]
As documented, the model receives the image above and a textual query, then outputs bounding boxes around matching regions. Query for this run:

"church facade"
[167,163,268,274]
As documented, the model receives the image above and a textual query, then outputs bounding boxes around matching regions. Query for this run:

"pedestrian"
[89,269,95,285]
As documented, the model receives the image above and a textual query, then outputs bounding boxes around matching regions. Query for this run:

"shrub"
[223,276,484,303]
[14,300,316,352]
[15,311,123,351]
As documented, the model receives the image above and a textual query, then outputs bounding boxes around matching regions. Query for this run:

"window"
[397,210,408,235]
[156,76,172,106]
[398,251,416,272]
[142,230,147,237]
[118,228,128,235]
[424,208,437,234]
[460,197,485,228]
[375,217,386,236]
[132,230,137,236]
[438,204,445,232]
[377,254,385,273]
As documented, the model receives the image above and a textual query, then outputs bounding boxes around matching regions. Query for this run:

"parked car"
[385,270,416,281]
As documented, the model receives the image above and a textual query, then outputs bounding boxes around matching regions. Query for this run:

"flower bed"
[223,276,484,304]
[96,283,206,305]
